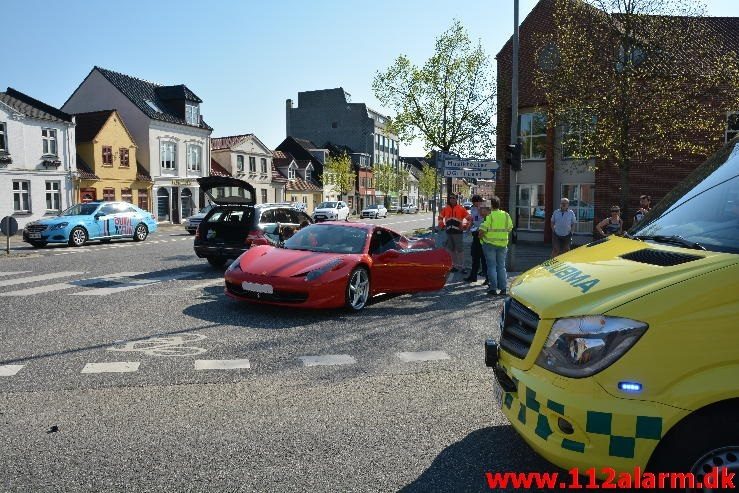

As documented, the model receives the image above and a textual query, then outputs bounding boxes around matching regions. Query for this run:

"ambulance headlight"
[536,316,648,378]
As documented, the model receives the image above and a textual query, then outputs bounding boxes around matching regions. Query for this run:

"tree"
[373,162,400,207]
[535,0,739,214]
[373,19,496,192]
[321,152,356,199]
[418,162,438,203]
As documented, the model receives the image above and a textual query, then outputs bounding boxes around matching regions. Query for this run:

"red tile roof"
[136,162,152,182]
[76,156,99,180]
[271,162,287,183]
[211,134,254,150]
[286,177,322,192]
[209,158,231,177]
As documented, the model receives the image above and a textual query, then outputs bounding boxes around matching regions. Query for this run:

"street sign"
[444,159,499,170]
[1,216,18,236]
[443,168,497,179]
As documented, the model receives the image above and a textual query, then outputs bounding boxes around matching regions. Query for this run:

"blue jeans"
[482,243,507,292]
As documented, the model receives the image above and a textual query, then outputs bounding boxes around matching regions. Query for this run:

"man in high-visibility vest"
[479,196,513,296]
[438,195,472,272]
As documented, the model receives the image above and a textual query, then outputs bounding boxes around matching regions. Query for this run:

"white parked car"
[360,204,388,219]
[184,204,216,235]
[312,201,350,222]
[401,204,419,214]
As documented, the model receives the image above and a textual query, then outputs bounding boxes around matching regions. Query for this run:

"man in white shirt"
[551,198,577,257]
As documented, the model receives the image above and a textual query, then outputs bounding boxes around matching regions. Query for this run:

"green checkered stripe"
[503,384,663,459]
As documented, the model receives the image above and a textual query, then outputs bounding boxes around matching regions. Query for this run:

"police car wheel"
[647,407,739,492]
[68,227,88,247]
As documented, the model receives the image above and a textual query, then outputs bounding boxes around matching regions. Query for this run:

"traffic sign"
[444,159,499,170]
[443,168,497,179]
[1,216,18,236]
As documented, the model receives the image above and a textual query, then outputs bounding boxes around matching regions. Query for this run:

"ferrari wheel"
[345,267,370,311]
[68,227,88,247]
[133,224,148,242]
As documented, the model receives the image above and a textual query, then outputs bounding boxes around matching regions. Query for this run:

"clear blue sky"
[3,0,736,156]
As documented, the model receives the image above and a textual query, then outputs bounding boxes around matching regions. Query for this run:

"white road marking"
[0,365,25,377]
[0,271,32,277]
[81,362,140,373]
[194,359,250,370]
[299,354,356,367]
[0,272,146,297]
[0,271,84,288]
[395,351,451,363]
[70,271,198,296]
[185,279,224,290]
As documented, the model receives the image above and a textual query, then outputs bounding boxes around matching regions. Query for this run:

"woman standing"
[596,206,624,237]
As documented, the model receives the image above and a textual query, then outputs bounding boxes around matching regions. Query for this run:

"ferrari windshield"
[60,203,100,216]
[631,142,739,254]
[316,202,337,209]
[284,225,367,254]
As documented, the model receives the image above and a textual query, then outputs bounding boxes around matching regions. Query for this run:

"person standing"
[479,196,513,297]
[632,194,652,226]
[551,198,577,257]
[438,195,472,273]
[596,206,624,237]
[464,195,489,283]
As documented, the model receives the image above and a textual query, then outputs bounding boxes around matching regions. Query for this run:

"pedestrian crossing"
[47,236,193,256]
[0,269,213,297]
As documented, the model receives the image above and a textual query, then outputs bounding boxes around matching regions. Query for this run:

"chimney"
[285,99,293,137]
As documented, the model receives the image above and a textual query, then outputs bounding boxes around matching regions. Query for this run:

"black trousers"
[470,231,488,279]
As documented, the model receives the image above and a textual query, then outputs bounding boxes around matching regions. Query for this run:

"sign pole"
[5,216,9,255]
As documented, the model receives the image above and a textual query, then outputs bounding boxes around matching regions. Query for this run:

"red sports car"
[224,222,452,311]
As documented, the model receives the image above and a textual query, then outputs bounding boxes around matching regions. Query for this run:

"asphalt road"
[0,216,557,492]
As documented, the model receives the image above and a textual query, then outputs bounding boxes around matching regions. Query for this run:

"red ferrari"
[224,222,452,311]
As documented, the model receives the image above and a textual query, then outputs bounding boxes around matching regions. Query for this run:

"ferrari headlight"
[227,258,242,272]
[49,222,68,230]
[535,316,648,378]
[305,258,344,281]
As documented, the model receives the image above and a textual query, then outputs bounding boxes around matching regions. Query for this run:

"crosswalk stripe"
[70,271,198,296]
[0,271,32,277]
[395,351,451,363]
[185,279,224,290]
[0,365,25,377]
[194,359,250,370]
[299,354,356,367]
[0,271,84,288]
[81,362,139,373]
[0,272,146,297]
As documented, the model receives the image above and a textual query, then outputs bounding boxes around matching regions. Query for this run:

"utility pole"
[508,0,520,271]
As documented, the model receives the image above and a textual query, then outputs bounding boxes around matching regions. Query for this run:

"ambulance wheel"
[647,404,739,491]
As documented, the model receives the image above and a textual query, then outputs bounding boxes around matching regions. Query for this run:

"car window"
[297,212,311,225]
[286,209,302,224]
[259,209,275,224]
[100,204,118,215]
[274,208,292,224]
[370,229,398,254]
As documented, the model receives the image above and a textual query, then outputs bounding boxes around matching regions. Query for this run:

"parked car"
[224,222,451,311]
[360,204,388,219]
[184,204,216,235]
[23,201,157,248]
[401,204,419,214]
[388,201,400,213]
[312,201,350,222]
[280,201,307,213]
[193,177,313,267]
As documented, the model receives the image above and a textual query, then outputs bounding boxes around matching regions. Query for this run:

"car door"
[338,202,348,220]
[95,203,120,239]
[369,228,419,292]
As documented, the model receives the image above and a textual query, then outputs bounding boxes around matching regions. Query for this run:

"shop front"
[153,179,199,224]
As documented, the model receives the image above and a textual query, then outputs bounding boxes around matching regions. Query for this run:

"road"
[0,216,558,492]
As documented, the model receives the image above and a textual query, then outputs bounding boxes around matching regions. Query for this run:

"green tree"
[418,162,438,202]
[373,20,496,192]
[535,0,739,213]
[373,162,400,207]
[321,152,356,198]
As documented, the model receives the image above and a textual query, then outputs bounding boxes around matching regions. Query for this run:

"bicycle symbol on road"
[107,333,207,357]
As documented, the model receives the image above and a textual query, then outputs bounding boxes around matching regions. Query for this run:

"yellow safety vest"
[480,210,512,247]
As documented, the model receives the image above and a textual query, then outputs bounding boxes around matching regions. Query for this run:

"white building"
[211,134,281,203]
[62,67,212,223]
[0,88,76,229]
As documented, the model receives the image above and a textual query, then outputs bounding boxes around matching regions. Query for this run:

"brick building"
[496,0,739,244]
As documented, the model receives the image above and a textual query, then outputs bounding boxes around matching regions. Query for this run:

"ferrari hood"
[510,236,737,319]
[238,246,348,278]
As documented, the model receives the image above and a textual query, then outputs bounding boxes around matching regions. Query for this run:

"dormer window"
[305,165,313,182]
[288,163,296,180]
[185,103,200,125]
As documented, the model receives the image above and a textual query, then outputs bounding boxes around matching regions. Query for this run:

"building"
[62,67,212,223]
[496,0,739,244]
[0,88,76,229]
[211,134,280,204]
[272,150,322,210]
[72,110,152,210]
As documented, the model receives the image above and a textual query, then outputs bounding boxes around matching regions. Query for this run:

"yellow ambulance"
[486,139,739,483]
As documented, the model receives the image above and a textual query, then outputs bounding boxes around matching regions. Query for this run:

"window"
[236,155,244,172]
[249,156,256,173]
[145,100,163,113]
[42,128,57,156]
[103,188,115,201]
[185,103,200,125]
[13,181,30,212]
[120,148,130,167]
[727,112,739,143]
[561,113,596,159]
[261,189,268,203]
[0,122,7,152]
[288,165,296,180]
[138,189,149,211]
[45,181,61,212]
[561,183,595,234]
[187,144,202,171]
[160,141,176,170]
[121,188,133,203]
[516,184,545,230]
[102,146,113,166]
[260,158,267,174]
[305,167,312,181]
[519,113,547,160]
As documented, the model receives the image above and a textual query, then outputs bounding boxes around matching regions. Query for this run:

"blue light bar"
[618,381,643,393]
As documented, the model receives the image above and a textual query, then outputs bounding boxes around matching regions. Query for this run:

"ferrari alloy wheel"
[133,224,148,242]
[68,227,88,247]
[346,267,370,311]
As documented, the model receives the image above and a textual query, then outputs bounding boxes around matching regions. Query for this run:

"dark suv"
[193,177,312,267]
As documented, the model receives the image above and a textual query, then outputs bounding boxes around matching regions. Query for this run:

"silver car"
[401,204,419,214]
[184,204,216,235]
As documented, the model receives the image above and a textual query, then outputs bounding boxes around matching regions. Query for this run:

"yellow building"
[73,110,152,209]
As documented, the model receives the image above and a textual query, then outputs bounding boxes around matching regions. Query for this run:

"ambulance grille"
[500,299,540,359]
[620,249,703,266]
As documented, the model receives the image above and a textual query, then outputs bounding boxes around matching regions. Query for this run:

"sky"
[3,0,736,157]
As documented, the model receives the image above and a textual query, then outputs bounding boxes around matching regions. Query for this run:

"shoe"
[463,276,477,283]
[486,290,497,296]
[498,290,507,297]
[482,279,489,286]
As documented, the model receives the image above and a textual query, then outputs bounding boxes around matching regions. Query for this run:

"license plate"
[241,282,273,294]
[493,379,504,408]
[29,233,41,239]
